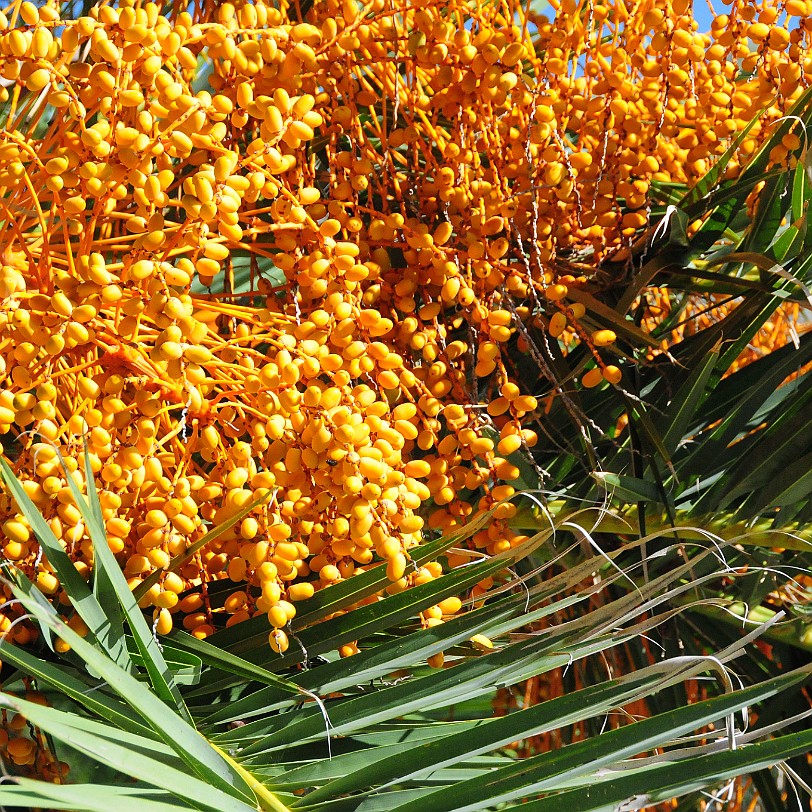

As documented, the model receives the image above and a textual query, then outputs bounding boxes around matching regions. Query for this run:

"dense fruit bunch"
[0,688,66,778]
[0,0,809,648]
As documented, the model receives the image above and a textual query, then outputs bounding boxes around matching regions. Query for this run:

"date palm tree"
[0,447,810,811]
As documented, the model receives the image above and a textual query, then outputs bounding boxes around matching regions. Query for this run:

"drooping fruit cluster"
[0,688,67,780]
[0,0,809,648]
